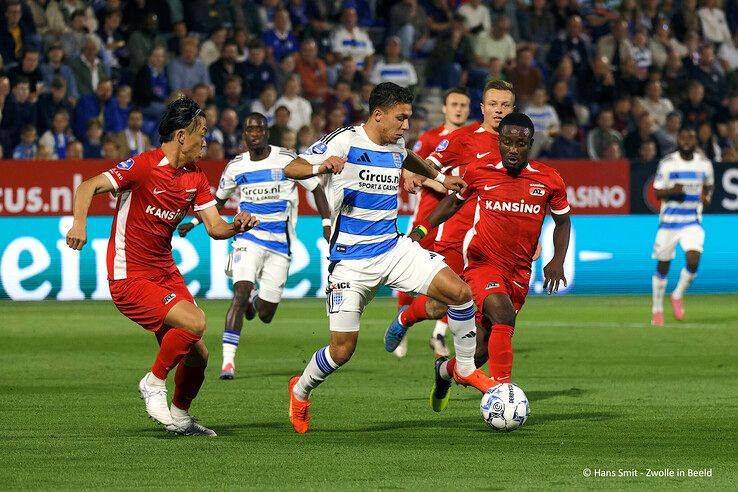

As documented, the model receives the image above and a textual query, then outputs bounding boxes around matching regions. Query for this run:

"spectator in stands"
[268,105,291,146]
[698,0,732,46]
[310,107,327,138]
[690,44,725,111]
[240,40,277,100]
[132,46,169,120]
[334,56,365,92]
[330,7,374,72]
[369,37,418,89]
[601,141,623,160]
[507,45,543,106]
[322,80,365,125]
[251,84,279,126]
[39,108,75,159]
[184,0,230,36]
[65,140,83,159]
[654,110,682,154]
[40,42,79,101]
[526,87,560,157]
[216,75,250,121]
[474,15,516,70]
[166,21,188,57]
[485,57,507,84]
[205,140,224,160]
[12,125,39,159]
[168,37,212,97]
[83,119,104,158]
[423,0,453,40]
[281,128,297,150]
[274,75,312,131]
[719,118,738,156]
[209,39,240,96]
[596,19,634,70]
[73,77,115,138]
[525,0,556,46]
[679,80,715,129]
[489,0,520,40]
[200,26,228,68]
[7,48,43,97]
[60,10,94,60]
[101,136,121,160]
[107,84,131,133]
[459,0,491,35]
[672,0,701,42]
[636,139,659,165]
[650,21,687,71]
[295,38,329,103]
[263,8,299,66]
[191,83,211,110]
[427,14,473,89]
[274,53,297,92]
[8,77,37,146]
[324,105,347,133]
[215,108,241,159]
[0,76,13,151]
[37,77,74,134]
[631,28,653,78]
[111,108,151,157]
[638,79,674,127]
[718,30,738,74]
[582,54,616,111]
[69,35,111,97]
[624,113,661,159]
[127,13,166,76]
[389,0,429,59]
[548,15,592,82]
[662,50,689,106]
[97,8,127,73]
[587,108,623,159]
[580,0,619,42]
[716,95,738,137]
[550,78,579,124]
[551,0,580,34]
[0,1,36,66]
[614,57,644,98]
[611,95,634,135]
[698,121,722,161]
[547,119,587,159]
[296,124,316,153]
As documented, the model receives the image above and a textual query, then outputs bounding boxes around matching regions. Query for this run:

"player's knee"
[197,344,209,364]
[189,308,207,336]
[330,342,356,365]
[496,309,516,327]
[448,282,473,306]
[425,298,448,319]
[259,311,275,323]
[686,262,699,273]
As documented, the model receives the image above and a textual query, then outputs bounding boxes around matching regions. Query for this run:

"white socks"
[652,274,667,314]
[446,301,476,376]
[672,268,696,300]
[170,404,189,420]
[147,372,166,387]
[432,319,448,338]
[293,346,339,401]
[222,330,240,367]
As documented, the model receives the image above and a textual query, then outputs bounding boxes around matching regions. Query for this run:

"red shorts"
[464,265,529,329]
[434,242,464,276]
[109,271,194,332]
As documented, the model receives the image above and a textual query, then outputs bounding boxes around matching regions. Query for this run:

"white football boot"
[166,407,217,436]
[139,372,174,426]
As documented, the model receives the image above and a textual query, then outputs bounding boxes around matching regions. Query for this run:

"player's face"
[499,125,533,174]
[481,89,515,131]
[376,103,412,144]
[178,116,207,164]
[677,129,697,155]
[442,93,470,126]
[243,117,268,151]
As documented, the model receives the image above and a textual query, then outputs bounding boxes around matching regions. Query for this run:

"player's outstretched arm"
[311,185,332,242]
[178,198,228,237]
[285,156,346,179]
[408,193,465,242]
[402,150,466,193]
[197,205,260,240]
[66,173,117,250]
[543,212,571,295]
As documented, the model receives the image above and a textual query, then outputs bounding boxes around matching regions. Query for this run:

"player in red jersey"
[416,112,571,411]
[395,87,471,358]
[384,80,516,357]
[65,97,259,435]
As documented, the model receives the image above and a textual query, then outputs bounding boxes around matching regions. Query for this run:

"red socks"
[400,295,430,328]
[172,362,206,410]
[397,291,414,309]
[446,357,457,377]
[151,328,202,380]
[488,324,514,382]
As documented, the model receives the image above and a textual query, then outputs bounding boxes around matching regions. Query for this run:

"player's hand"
[404,173,426,194]
[233,212,260,232]
[321,156,347,174]
[178,223,195,237]
[408,230,422,243]
[66,221,87,250]
[443,176,467,193]
[532,242,542,261]
[670,184,684,196]
[542,259,567,295]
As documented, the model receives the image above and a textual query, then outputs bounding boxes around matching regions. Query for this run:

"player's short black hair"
[369,82,413,113]
[243,112,268,126]
[498,112,535,139]
[158,97,204,143]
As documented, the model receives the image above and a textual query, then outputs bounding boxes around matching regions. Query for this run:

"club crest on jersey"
[485,281,500,289]
[392,153,403,168]
[219,177,226,189]
[117,158,134,170]
[307,142,327,155]
[530,188,545,197]
[271,168,284,181]
[412,140,422,152]
[163,293,177,304]
[435,139,449,152]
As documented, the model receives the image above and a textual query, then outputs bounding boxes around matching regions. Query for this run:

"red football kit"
[426,122,500,274]
[408,125,451,250]
[103,148,216,331]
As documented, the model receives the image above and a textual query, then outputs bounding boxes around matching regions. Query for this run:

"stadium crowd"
[1,0,738,163]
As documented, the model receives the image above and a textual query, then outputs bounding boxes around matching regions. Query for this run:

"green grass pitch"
[2,295,737,489]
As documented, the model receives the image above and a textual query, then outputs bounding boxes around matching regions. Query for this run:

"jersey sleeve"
[296,176,320,192]
[103,156,150,192]
[458,159,480,201]
[653,159,670,190]
[193,171,216,212]
[215,158,239,201]
[548,171,571,215]
[703,159,715,187]
[427,134,463,171]
[298,129,351,165]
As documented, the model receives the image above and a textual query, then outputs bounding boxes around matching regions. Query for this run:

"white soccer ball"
[480,383,530,431]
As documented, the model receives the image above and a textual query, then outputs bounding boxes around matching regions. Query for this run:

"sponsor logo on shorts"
[530,188,545,196]
[329,282,351,290]
[163,293,177,305]
[486,281,500,289]
[335,245,347,253]
[117,158,134,170]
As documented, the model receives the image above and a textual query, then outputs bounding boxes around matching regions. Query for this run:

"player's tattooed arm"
[543,212,571,295]
[285,156,347,178]
[197,205,260,239]
[66,173,118,250]
[408,193,464,242]
[403,150,466,193]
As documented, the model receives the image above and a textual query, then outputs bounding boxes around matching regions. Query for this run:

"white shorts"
[326,235,447,332]
[228,242,290,304]
[652,224,705,261]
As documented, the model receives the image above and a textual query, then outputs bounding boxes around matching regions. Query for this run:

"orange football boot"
[288,376,310,433]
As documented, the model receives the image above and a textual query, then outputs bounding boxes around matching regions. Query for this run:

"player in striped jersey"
[178,113,331,379]
[651,127,714,326]
[283,82,496,433]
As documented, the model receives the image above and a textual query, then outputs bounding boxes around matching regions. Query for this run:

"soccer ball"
[480,383,530,431]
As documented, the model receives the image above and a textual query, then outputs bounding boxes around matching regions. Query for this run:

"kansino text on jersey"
[145,205,187,221]
[357,170,399,191]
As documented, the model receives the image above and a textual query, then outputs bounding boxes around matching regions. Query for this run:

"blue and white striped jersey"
[216,145,320,256]
[299,125,408,261]
[653,151,714,228]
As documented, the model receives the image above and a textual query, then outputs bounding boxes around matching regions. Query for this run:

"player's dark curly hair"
[158,97,205,143]
[369,82,414,113]
[498,112,535,139]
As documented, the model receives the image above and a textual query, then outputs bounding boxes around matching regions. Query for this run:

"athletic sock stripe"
[315,348,335,375]
[447,307,476,321]
[223,340,239,346]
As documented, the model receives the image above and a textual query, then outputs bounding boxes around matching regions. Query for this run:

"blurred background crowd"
[1,0,738,164]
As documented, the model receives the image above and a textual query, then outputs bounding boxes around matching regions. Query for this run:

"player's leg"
[481,292,517,383]
[670,225,705,320]
[253,250,291,324]
[167,340,216,436]
[221,280,255,379]
[651,228,678,326]
[430,316,450,358]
